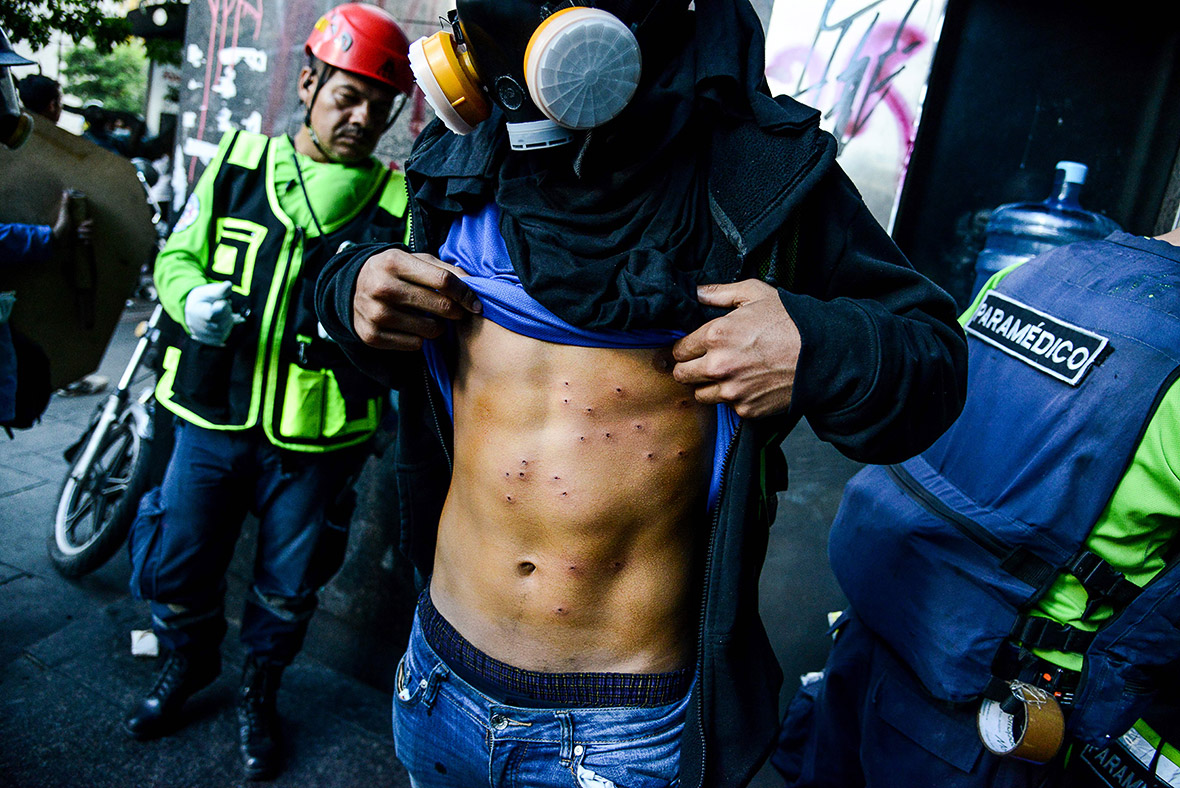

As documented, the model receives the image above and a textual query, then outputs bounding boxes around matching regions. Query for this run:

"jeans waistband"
[418,590,692,708]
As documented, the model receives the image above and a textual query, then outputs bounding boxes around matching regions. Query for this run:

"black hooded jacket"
[315,3,967,784]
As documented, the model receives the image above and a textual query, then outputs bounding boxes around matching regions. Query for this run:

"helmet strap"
[383,94,407,132]
[303,63,341,162]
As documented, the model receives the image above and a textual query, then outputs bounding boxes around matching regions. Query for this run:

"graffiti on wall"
[764,0,948,228]
[173,0,455,205]
[180,0,265,182]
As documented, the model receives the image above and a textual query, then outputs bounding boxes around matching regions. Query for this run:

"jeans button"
[490,713,508,730]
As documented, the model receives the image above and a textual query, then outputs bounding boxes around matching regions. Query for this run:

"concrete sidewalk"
[0,301,410,787]
[0,597,407,788]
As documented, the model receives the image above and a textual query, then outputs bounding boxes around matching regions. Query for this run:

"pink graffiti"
[766,0,928,162]
[190,0,265,182]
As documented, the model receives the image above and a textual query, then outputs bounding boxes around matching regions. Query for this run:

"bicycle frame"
[66,303,161,483]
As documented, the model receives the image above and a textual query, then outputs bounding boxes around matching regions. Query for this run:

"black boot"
[124,649,220,740]
[238,656,285,781]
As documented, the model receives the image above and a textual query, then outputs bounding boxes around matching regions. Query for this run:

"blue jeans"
[128,420,369,663]
[392,599,691,788]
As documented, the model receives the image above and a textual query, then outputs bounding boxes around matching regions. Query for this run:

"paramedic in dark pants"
[121,4,413,780]
[773,225,1180,787]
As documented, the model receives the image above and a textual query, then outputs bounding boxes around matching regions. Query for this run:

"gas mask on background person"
[410,0,666,150]
[0,27,35,150]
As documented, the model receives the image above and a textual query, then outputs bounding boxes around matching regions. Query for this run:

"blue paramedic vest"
[828,232,1180,746]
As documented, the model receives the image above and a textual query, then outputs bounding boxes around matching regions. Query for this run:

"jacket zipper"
[423,365,452,471]
[408,196,420,254]
[692,419,742,788]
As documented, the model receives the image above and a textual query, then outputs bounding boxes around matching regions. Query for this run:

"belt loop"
[422,663,449,709]
[556,711,575,766]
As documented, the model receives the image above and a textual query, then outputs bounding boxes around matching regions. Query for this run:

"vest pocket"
[279,364,349,439]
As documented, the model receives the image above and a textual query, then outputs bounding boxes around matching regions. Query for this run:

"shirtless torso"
[428,316,716,676]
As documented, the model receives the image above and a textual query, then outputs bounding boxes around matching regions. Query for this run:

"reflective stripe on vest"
[157,130,404,451]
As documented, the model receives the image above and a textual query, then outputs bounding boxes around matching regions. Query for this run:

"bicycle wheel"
[49,406,152,578]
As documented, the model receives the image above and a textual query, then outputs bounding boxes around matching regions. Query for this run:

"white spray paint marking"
[215,107,234,133]
[182,136,220,164]
[212,66,238,100]
[241,111,262,134]
[219,47,268,73]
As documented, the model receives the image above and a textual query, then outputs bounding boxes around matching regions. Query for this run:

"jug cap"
[1056,161,1088,183]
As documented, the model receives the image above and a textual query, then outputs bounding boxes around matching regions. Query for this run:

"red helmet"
[305,3,413,95]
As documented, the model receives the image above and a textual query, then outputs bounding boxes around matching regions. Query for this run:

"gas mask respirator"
[0,27,34,150]
[409,1,651,150]
[0,68,31,150]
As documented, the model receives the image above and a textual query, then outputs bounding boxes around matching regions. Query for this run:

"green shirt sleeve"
[153,132,236,333]
[957,263,1023,326]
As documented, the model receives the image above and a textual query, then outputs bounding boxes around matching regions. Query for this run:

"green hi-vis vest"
[157,130,408,452]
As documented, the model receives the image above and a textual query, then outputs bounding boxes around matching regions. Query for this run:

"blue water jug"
[971,161,1121,299]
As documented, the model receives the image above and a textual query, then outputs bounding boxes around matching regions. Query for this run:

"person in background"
[80,104,141,156]
[120,3,413,780]
[17,74,62,125]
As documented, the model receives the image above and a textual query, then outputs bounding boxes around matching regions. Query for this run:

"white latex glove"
[184,281,236,346]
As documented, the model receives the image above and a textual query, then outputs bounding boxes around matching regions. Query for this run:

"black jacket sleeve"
[782,168,968,464]
[314,241,425,391]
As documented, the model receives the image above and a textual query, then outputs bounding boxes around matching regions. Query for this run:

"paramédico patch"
[965,291,1109,386]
